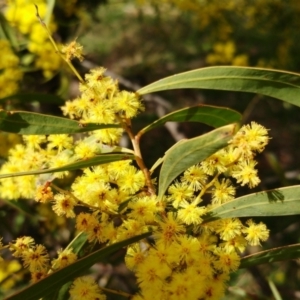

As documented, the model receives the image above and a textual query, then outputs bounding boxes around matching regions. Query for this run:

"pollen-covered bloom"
[201,152,228,175]
[135,256,171,296]
[52,193,77,218]
[23,135,46,150]
[76,213,109,243]
[177,201,207,225]
[168,181,194,208]
[211,178,236,205]
[127,195,161,223]
[212,218,243,241]
[181,164,208,191]
[116,165,145,195]
[125,244,147,271]
[47,134,73,152]
[155,213,186,245]
[243,219,270,246]
[112,90,144,118]
[22,244,49,272]
[61,40,84,61]
[69,276,106,300]
[10,236,35,257]
[213,247,241,273]
[35,183,54,203]
[51,248,78,270]
[230,121,270,156]
[231,160,260,188]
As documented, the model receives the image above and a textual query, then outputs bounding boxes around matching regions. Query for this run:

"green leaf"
[0,110,120,135]
[66,232,88,254]
[137,66,300,108]
[204,185,300,222]
[240,243,300,269]
[268,278,282,300]
[45,0,56,26]
[158,124,236,199]
[139,105,242,136]
[0,93,64,105]
[0,154,135,179]
[6,232,151,300]
[118,198,132,213]
[43,232,88,300]
[0,12,19,49]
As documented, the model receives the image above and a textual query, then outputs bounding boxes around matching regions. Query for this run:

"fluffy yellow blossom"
[69,276,106,300]
[243,219,270,246]
[136,256,172,287]
[116,165,145,194]
[31,270,48,283]
[213,247,241,273]
[211,178,236,205]
[177,201,207,225]
[61,40,84,62]
[47,134,73,152]
[127,195,160,223]
[9,236,35,257]
[22,244,49,272]
[23,135,46,149]
[125,244,147,270]
[171,235,201,263]
[212,218,243,241]
[230,121,270,156]
[181,164,208,191]
[5,0,62,77]
[51,248,77,270]
[231,160,260,188]
[201,152,228,175]
[35,183,54,203]
[155,213,185,245]
[52,193,77,218]
[168,181,194,208]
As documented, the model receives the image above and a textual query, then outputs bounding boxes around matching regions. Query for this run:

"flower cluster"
[5,0,62,78]
[205,40,249,66]
[62,66,144,144]
[0,57,271,298]
[123,122,270,299]
[0,39,23,98]
[8,236,77,282]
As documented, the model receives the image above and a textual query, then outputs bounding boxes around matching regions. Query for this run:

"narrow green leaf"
[56,283,72,300]
[204,185,300,222]
[0,110,120,135]
[137,66,300,108]
[268,278,282,300]
[0,93,64,104]
[44,232,88,300]
[0,12,19,49]
[0,154,135,179]
[45,0,56,26]
[240,243,300,269]
[6,232,152,300]
[150,156,165,173]
[139,105,241,135]
[118,199,132,213]
[65,232,88,254]
[158,124,236,199]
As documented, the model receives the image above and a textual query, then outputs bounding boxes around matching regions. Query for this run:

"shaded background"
[1,0,300,299]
